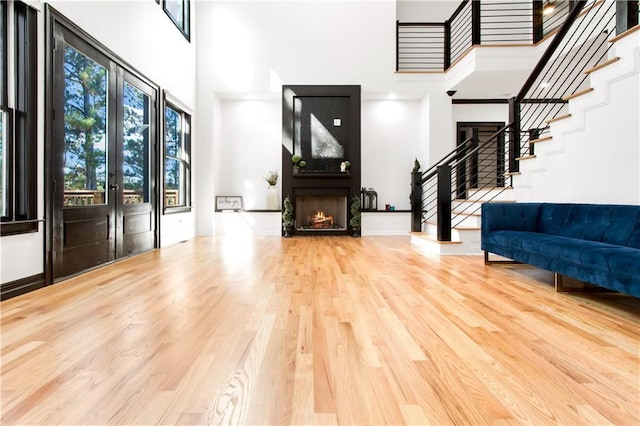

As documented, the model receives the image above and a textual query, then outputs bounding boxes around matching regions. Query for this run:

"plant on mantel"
[291,155,307,172]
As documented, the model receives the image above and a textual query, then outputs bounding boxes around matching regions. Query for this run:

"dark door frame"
[44,6,161,285]
[455,121,505,200]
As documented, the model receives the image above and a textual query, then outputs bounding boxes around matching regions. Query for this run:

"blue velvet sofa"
[481,202,640,298]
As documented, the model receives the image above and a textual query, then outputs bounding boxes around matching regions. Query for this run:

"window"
[163,0,190,41]
[1,1,37,236]
[1,1,7,219]
[164,100,191,212]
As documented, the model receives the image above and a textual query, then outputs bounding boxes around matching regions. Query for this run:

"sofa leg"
[484,251,521,265]
[554,273,614,293]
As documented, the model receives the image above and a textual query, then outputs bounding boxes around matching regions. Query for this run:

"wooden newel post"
[437,165,452,242]
[411,171,423,232]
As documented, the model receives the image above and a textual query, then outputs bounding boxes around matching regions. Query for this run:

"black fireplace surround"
[282,85,361,236]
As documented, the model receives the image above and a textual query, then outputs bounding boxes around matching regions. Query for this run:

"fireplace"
[282,85,361,236]
[295,195,348,231]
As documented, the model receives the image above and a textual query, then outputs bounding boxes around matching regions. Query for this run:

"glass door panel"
[122,82,150,204]
[0,108,7,217]
[63,45,108,207]
[164,106,184,206]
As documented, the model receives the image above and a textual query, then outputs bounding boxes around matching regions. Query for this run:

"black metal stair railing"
[411,124,513,234]
[513,0,616,162]
[410,0,639,241]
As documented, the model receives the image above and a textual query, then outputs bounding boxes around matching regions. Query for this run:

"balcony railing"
[396,0,592,72]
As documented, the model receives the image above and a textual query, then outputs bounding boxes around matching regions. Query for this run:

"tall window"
[1,1,37,236]
[164,101,191,211]
[163,0,190,41]
[1,1,8,219]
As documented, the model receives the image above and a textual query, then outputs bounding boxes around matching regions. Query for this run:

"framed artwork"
[215,196,243,211]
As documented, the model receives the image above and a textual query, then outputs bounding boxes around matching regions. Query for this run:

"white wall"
[452,103,509,131]
[218,99,282,212]
[396,0,458,22]
[362,99,422,210]
[199,0,436,96]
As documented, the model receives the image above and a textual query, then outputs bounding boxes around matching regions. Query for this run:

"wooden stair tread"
[546,113,572,124]
[563,87,594,101]
[454,199,516,204]
[466,186,514,191]
[516,155,537,161]
[530,135,552,144]
[609,24,640,43]
[410,232,463,244]
[584,57,620,75]
[504,171,522,176]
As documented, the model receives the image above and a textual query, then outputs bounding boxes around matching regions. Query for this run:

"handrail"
[419,134,476,184]
[516,1,587,101]
[420,123,511,184]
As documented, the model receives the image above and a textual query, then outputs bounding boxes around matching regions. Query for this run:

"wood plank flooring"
[1,236,639,425]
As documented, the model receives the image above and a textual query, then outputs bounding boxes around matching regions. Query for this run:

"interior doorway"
[456,122,505,200]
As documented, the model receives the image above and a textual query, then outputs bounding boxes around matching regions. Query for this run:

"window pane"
[123,82,150,204]
[165,106,181,158]
[164,157,182,206]
[63,45,108,207]
[165,0,184,28]
[1,1,6,105]
[0,110,6,217]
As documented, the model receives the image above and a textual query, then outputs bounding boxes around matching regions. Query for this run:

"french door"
[50,25,158,280]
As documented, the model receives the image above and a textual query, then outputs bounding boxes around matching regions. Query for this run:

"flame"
[309,211,334,228]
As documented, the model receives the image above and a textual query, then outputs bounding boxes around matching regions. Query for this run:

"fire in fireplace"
[296,195,347,231]
[308,211,335,229]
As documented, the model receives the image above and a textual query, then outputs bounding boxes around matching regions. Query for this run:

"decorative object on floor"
[282,196,294,237]
[350,195,361,237]
[361,187,378,211]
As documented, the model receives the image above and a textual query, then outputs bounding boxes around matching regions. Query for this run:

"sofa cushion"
[485,230,640,280]
[537,203,640,248]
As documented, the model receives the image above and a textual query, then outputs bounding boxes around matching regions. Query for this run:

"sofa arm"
[481,203,542,236]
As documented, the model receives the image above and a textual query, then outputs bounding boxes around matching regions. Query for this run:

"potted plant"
[292,155,301,173]
[282,196,294,237]
[264,170,278,187]
[349,195,361,237]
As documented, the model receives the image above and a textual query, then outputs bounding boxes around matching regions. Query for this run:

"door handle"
[109,184,119,190]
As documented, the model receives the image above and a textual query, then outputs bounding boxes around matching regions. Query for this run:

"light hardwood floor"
[1,236,639,425]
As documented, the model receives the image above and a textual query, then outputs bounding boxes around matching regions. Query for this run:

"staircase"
[515,26,640,202]
[410,1,639,255]
[412,187,515,255]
